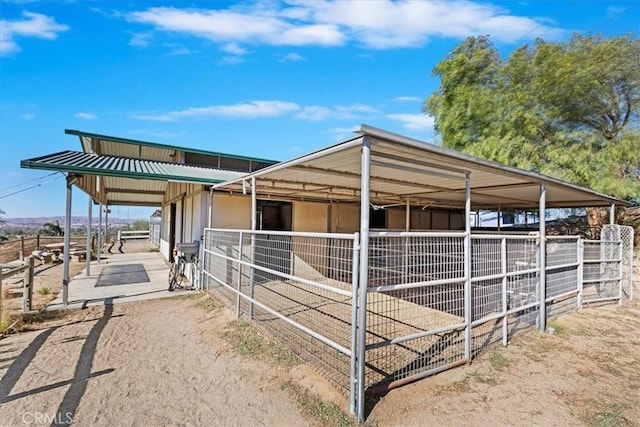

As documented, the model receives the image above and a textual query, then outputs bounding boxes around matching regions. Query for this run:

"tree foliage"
[40,220,63,236]
[425,34,640,202]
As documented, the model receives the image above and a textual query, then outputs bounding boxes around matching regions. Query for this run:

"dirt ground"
[0,251,638,426]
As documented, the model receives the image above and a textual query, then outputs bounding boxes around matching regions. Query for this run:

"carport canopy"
[213,124,626,210]
[20,129,277,207]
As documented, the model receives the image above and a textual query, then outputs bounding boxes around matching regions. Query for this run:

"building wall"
[211,193,251,229]
[330,203,360,233]
[293,201,328,232]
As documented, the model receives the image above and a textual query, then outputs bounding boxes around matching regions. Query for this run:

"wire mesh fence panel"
[202,228,357,393]
[582,239,621,303]
[545,237,579,317]
[611,225,635,300]
[365,232,467,391]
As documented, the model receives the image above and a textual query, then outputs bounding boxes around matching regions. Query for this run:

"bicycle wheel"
[168,257,185,291]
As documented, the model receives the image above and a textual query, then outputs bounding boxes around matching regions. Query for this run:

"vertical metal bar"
[497,205,501,231]
[249,176,257,320]
[356,138,371,424]
[86,198,92,275]
[349,232,360,415]
[577,239,584,309]
[403,198,410,282]
[501,237,508,346]
[105,205,109,249]
[98,202,103,264]
[464,174,472,360]
[630,234,635,301]
[62,176,73,306]
[618,240,623,306]
[538,183,547,332]
[610,203,615,225]
[236,232,244,319]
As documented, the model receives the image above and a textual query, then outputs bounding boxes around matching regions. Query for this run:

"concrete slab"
[96,264,149,287]
[47,251,195,310]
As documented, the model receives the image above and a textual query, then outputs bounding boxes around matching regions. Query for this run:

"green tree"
[131,220,149,231]
[40,220,63,236]
[425,34,640,206]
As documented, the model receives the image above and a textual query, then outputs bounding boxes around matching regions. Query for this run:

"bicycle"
[168,242,200,291]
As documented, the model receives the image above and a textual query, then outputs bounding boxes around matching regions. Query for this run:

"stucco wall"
[211,193,251,229]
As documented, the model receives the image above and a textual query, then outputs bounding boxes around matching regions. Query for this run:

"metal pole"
[356,137,371,424]
[86,198,92,275]
[501,237,508,346]
[577,239,584,309]
[610,203,615,225]
[539,183,547,332]
[236,232,244,319]
[464,174,472,360]
[62,176,73,306]
[349,232,360,415]
[249,176,257,319]
[618,240,623,306]
[497,205,501,231]
[105,205,109,250]
[98,203,103,264]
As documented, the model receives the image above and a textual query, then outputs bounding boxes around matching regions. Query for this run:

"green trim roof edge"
[20,150,233,185]
[65,129,279,165]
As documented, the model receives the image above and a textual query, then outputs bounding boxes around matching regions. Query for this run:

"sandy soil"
[0,297,309,427]
[0,249,638,426]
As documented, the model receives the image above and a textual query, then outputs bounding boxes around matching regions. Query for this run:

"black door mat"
[96,264,150,287]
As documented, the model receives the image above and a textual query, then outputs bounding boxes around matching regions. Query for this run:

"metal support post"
[464,174,472,360]
[98,203,103,264]
[86,198,92,275]
[349,232,360,415]
[577,239,584,309]
[63,176,73,306]
[539,183,547,332]
[249,177,257,319]
[356,138,371,424]
[610,203,615,225]
[501,237,508,346]
[236,232,244,319]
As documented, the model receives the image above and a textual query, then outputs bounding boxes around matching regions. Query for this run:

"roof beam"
[104,188,165,195]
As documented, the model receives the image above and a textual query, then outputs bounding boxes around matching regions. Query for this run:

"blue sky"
[1,0,638,219]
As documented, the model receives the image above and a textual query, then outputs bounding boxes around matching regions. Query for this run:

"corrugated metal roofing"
[21,150,246,206]
[213,125,625,210]
[66,129,277,165]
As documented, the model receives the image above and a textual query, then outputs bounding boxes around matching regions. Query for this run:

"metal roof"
[213,124,626,210]
[21,151,246,206]
[65,129,277,165]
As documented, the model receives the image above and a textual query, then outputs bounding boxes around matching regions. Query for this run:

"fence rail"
[201,225,634,423]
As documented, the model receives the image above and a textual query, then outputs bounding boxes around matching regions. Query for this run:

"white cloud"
[132,99,381,122]
[329,126,361,141]
[75,112,97,120]
[387,113,434,131]
[606,6,627,18]
[394,96,422,103]
[129,32,152,47]
[133,100,301,122]
[0,11,69,55]
[222,42,247,56]
[279,52,305,62]
[125,2,563,55]
[22,112,35,120]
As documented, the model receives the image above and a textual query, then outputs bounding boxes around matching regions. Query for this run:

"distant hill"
[1,217,148,227]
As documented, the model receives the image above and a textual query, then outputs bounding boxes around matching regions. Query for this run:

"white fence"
[201,225,633,422]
